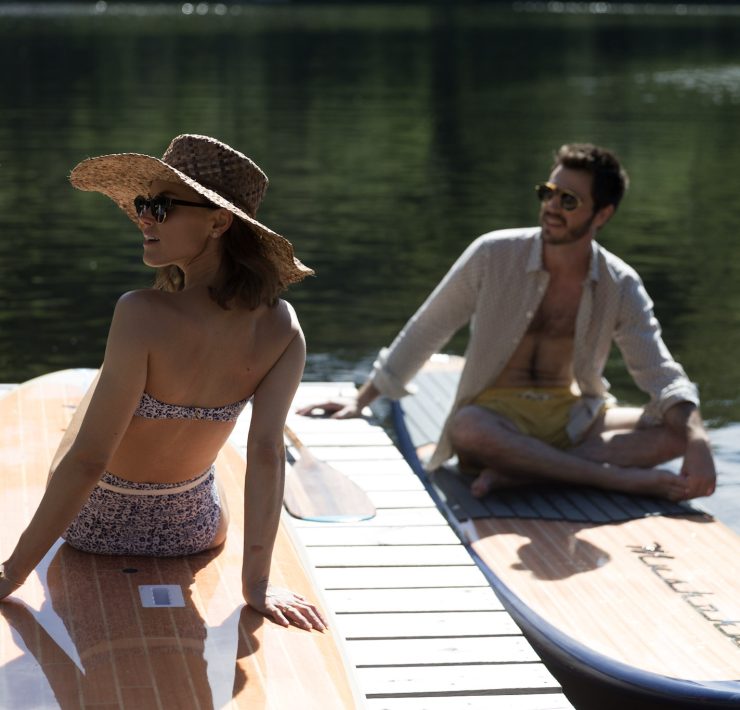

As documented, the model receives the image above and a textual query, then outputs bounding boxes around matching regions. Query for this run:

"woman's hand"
[0,564,24,601]
[245,581,327,632]
[0,580,21,601]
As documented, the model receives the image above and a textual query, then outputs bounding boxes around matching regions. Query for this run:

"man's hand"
[663,402,717,500]
[295,400,363,419]
[296,382,380,419]
[679,437,717,500]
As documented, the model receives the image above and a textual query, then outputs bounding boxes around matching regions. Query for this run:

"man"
[300,144,716,501]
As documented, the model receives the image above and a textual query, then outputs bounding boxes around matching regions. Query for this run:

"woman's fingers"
[292,600,327,631]
[273,603,310,630]
[306,608,327,631]
[250,584,327,632]
[270,594,327,632]
[270,605,291,628]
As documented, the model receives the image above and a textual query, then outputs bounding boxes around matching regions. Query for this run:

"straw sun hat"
[70,134,313,285]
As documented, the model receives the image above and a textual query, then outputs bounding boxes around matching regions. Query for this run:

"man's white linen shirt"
[368,227,699,470]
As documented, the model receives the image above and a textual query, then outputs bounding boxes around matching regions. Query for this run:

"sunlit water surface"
[0,2,738,518]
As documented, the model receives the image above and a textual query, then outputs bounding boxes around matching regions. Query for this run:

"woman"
[0,134,325,631]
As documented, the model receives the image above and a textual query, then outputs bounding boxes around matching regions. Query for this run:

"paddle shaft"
[284,425,308,456]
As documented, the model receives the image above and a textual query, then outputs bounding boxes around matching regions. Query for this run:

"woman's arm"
[241,316,326,631]
[47,370,101,485]
[1,294,149,598]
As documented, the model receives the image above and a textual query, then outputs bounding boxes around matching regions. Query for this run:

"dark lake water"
[1,2,740,434]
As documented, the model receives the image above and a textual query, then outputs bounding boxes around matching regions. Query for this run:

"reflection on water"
[645,66,740,102]
[1,3,739,431]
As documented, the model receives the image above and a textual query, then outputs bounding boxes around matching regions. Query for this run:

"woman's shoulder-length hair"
[154,218,284,309]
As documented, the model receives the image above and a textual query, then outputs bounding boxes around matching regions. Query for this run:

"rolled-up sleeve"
[614,272,699,420]
[368,237,486,399]
[369,347,416,399]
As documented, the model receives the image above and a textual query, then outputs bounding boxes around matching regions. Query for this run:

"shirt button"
[526,310,533,318]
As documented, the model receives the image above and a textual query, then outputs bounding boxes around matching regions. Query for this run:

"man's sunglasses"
[134,194,216,223]
[535,182,583,212]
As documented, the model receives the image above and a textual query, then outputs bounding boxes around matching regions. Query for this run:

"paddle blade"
[283,453,376,523]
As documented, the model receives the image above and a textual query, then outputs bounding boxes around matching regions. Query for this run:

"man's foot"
[609,466,689,501]
[470,468,537,498]
[469,465,690,501]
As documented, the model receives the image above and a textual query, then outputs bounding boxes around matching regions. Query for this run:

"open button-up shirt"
[369,227,699,470]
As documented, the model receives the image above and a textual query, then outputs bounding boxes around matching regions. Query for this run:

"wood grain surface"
[0,370,363,709]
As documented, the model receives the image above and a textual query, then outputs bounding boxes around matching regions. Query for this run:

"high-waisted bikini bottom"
[63,466,221,556]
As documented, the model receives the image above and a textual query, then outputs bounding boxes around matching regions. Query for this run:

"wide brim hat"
[69,134,313,286]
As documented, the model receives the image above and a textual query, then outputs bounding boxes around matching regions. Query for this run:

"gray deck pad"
[432,465,701,523]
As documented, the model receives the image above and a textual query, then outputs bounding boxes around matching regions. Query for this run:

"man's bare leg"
[454,415,541,497]
[457,454,526,498]
[449,405,689,500]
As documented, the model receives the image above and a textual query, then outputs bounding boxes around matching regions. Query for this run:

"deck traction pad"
[432,465,701,523]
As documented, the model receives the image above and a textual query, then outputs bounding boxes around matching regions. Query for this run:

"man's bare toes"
[471,469,497,498]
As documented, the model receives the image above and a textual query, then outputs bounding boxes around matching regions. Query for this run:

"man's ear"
[593,203,615,231]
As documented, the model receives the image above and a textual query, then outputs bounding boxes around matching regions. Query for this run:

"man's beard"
[541,211,595,245]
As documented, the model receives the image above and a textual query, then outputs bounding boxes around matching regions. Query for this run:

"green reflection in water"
[1,4,739,425]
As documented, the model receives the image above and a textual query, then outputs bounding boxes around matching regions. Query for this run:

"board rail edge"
[390,399,740,708]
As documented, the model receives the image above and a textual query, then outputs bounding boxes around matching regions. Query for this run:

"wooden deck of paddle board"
[0,371,364,709]
[0,373,570,709]
[390,355,740,707]
[228,381,573,709]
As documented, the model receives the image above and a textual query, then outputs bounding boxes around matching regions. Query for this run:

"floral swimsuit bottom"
[63,391,248,557]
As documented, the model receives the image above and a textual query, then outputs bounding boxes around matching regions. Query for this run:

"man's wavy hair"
[154,218,283,309]
[554,143,630,213]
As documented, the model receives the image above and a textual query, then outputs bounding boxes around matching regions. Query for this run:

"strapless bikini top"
[134,391,249,422]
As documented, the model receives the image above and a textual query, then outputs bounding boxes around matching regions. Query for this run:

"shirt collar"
[526,231,544,273]
[588,240,600,282]
[528,229,601,282]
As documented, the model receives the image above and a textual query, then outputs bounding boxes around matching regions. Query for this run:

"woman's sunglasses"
[535,182,583,212]
[134,194,216,223]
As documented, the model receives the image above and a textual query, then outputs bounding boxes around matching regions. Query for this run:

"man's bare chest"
[527,281,582,338]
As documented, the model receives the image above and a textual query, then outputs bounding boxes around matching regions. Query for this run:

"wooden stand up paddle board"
[391,354,740,709]
[0,369,364,709]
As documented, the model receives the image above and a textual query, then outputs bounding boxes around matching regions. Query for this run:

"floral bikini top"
[134,391,250,422]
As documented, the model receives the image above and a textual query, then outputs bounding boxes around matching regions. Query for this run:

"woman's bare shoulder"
[115,288,171,309]
[255,298,299,330]
[268,299,304,343]
[249,300,303,360]
[277,298,301,327]
[114,289,187,320]
[109,289,179,340]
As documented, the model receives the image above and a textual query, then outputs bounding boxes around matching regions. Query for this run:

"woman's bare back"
[105,288,299,483]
